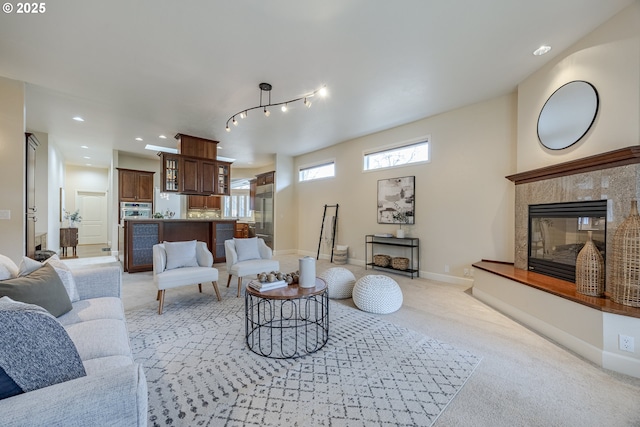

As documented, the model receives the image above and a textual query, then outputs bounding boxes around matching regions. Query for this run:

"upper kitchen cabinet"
[161,154,180,193]
[175,133,217,159]
[181,157,218,195]
[256,171,275,186]
[162,134,232,196]
[216,161,230,196]
[118,168,154,202]
[188,195,221,210]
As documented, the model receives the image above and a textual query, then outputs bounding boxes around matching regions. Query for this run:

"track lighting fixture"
[225,82,327,132]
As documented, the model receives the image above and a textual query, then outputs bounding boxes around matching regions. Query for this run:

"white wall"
[0,77,25,262]
[274,154,296,254]
[47,139,65,251]
[294,94,516,280]
[64,165,110,214]
[517,2,640,172]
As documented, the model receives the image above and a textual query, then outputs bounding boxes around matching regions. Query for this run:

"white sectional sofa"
[0,257,148,427]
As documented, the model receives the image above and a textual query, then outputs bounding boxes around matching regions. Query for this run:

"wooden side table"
[60,227,78,257]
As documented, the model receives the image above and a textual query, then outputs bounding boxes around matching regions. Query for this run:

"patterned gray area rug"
[126,294,481,427]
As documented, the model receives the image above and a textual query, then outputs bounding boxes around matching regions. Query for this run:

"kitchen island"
[123,218,236,272]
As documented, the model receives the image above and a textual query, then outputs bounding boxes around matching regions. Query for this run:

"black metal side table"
[245,278,329,359]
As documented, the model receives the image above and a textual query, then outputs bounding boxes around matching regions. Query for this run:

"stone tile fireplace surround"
[472,147,640,379]
[510,147,640,290]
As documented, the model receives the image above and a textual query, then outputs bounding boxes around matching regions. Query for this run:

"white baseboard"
[422,271,474,286]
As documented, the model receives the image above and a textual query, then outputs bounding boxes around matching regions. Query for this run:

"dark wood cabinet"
[26,133,39,258]
[235,222,249,238]
[256,171,275,186]
[216,162,231,196]
[181,157,200,194]
[161,153,230,196]
[161,154,180,192]
[60,228,78,258]
[175,133,218,159]
[188,195,221,210]
[118,168,154,202]
[123,219,236,272]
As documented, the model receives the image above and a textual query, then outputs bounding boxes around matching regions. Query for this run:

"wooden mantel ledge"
[505,145,640,185]
[473,260,640,319]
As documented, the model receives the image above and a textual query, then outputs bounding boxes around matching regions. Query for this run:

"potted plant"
[392,203,410,238]
[63,209,82,228]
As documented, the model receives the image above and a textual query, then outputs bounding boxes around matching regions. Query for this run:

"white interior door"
[76,191,107,245]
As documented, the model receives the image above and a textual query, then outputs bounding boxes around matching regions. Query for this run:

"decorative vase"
[575,231,604,297]
[611,200,640,307]
[396,228,405,239]
[299,256,316,288]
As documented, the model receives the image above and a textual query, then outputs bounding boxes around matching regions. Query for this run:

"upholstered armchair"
[224,237,279,297]
[153,241,221,314]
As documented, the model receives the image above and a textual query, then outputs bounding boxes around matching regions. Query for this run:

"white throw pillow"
[234,237,261,262]
[45,256,80,303]
[0,255,19,280]
[164,240,199,270]
[18,256,43,277]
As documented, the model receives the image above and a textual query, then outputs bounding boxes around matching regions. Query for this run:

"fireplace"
[528,200,607,282]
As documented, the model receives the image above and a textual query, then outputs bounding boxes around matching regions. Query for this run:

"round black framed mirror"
[537,80,599,150]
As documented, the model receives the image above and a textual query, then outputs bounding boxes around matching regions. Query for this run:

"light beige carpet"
[121,255,640,426]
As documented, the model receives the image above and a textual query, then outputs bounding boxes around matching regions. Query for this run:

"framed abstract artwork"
[377,176,415,224]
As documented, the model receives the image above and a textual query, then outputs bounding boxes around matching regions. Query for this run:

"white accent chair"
[153,241,221,314]
[225,238,280,297]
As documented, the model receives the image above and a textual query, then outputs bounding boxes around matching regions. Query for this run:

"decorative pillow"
[0,297,86,400]
[234,237,261,262]
[0,255,19,281]
[0,264,73,317]
[164,240,199,270]
[45,256,80,302]
[18,256,42,277]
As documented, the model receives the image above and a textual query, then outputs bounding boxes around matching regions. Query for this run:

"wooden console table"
[60,227,78,257]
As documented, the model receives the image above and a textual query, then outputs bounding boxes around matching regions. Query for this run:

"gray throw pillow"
[164,240,199,270]
[0,297,86,399]
[234,237,261,262]
[45,256,80,302]
[0,264,73,317]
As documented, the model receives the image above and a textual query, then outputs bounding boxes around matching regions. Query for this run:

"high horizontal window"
[363,138,430,171]
[299,161,335,182]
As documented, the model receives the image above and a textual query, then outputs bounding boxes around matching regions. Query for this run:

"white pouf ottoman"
[352,275,403,314]
[319,267,356,299]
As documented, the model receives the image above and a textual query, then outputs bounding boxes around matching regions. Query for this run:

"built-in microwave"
[121,202,152,221]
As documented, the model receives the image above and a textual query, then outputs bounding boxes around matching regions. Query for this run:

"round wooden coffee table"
[245,278,329,359]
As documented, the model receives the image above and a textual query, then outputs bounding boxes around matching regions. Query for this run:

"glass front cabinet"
[161,154,180,193]
[216,162,230,195]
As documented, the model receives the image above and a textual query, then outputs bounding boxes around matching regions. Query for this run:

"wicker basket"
[333,249,347,265]
[373,254,391,267]
[575,231,604,297]
[611,200,640,307]
[391,257,410,270]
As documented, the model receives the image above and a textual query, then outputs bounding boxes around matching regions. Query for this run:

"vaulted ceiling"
[0,0,633,168]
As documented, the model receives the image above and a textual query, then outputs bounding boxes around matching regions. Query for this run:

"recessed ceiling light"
[135,137,143,141]
[159,135,167,139]
[81,145,89,149]
[83,156,91,159]
[533,45,551,56]
[73,116,84,122]
[85,164,92,166]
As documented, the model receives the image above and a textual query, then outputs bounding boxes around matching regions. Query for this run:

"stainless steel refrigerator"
[254,183,274,248]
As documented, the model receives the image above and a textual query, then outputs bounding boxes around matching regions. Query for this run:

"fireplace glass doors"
[528,200,607,282]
